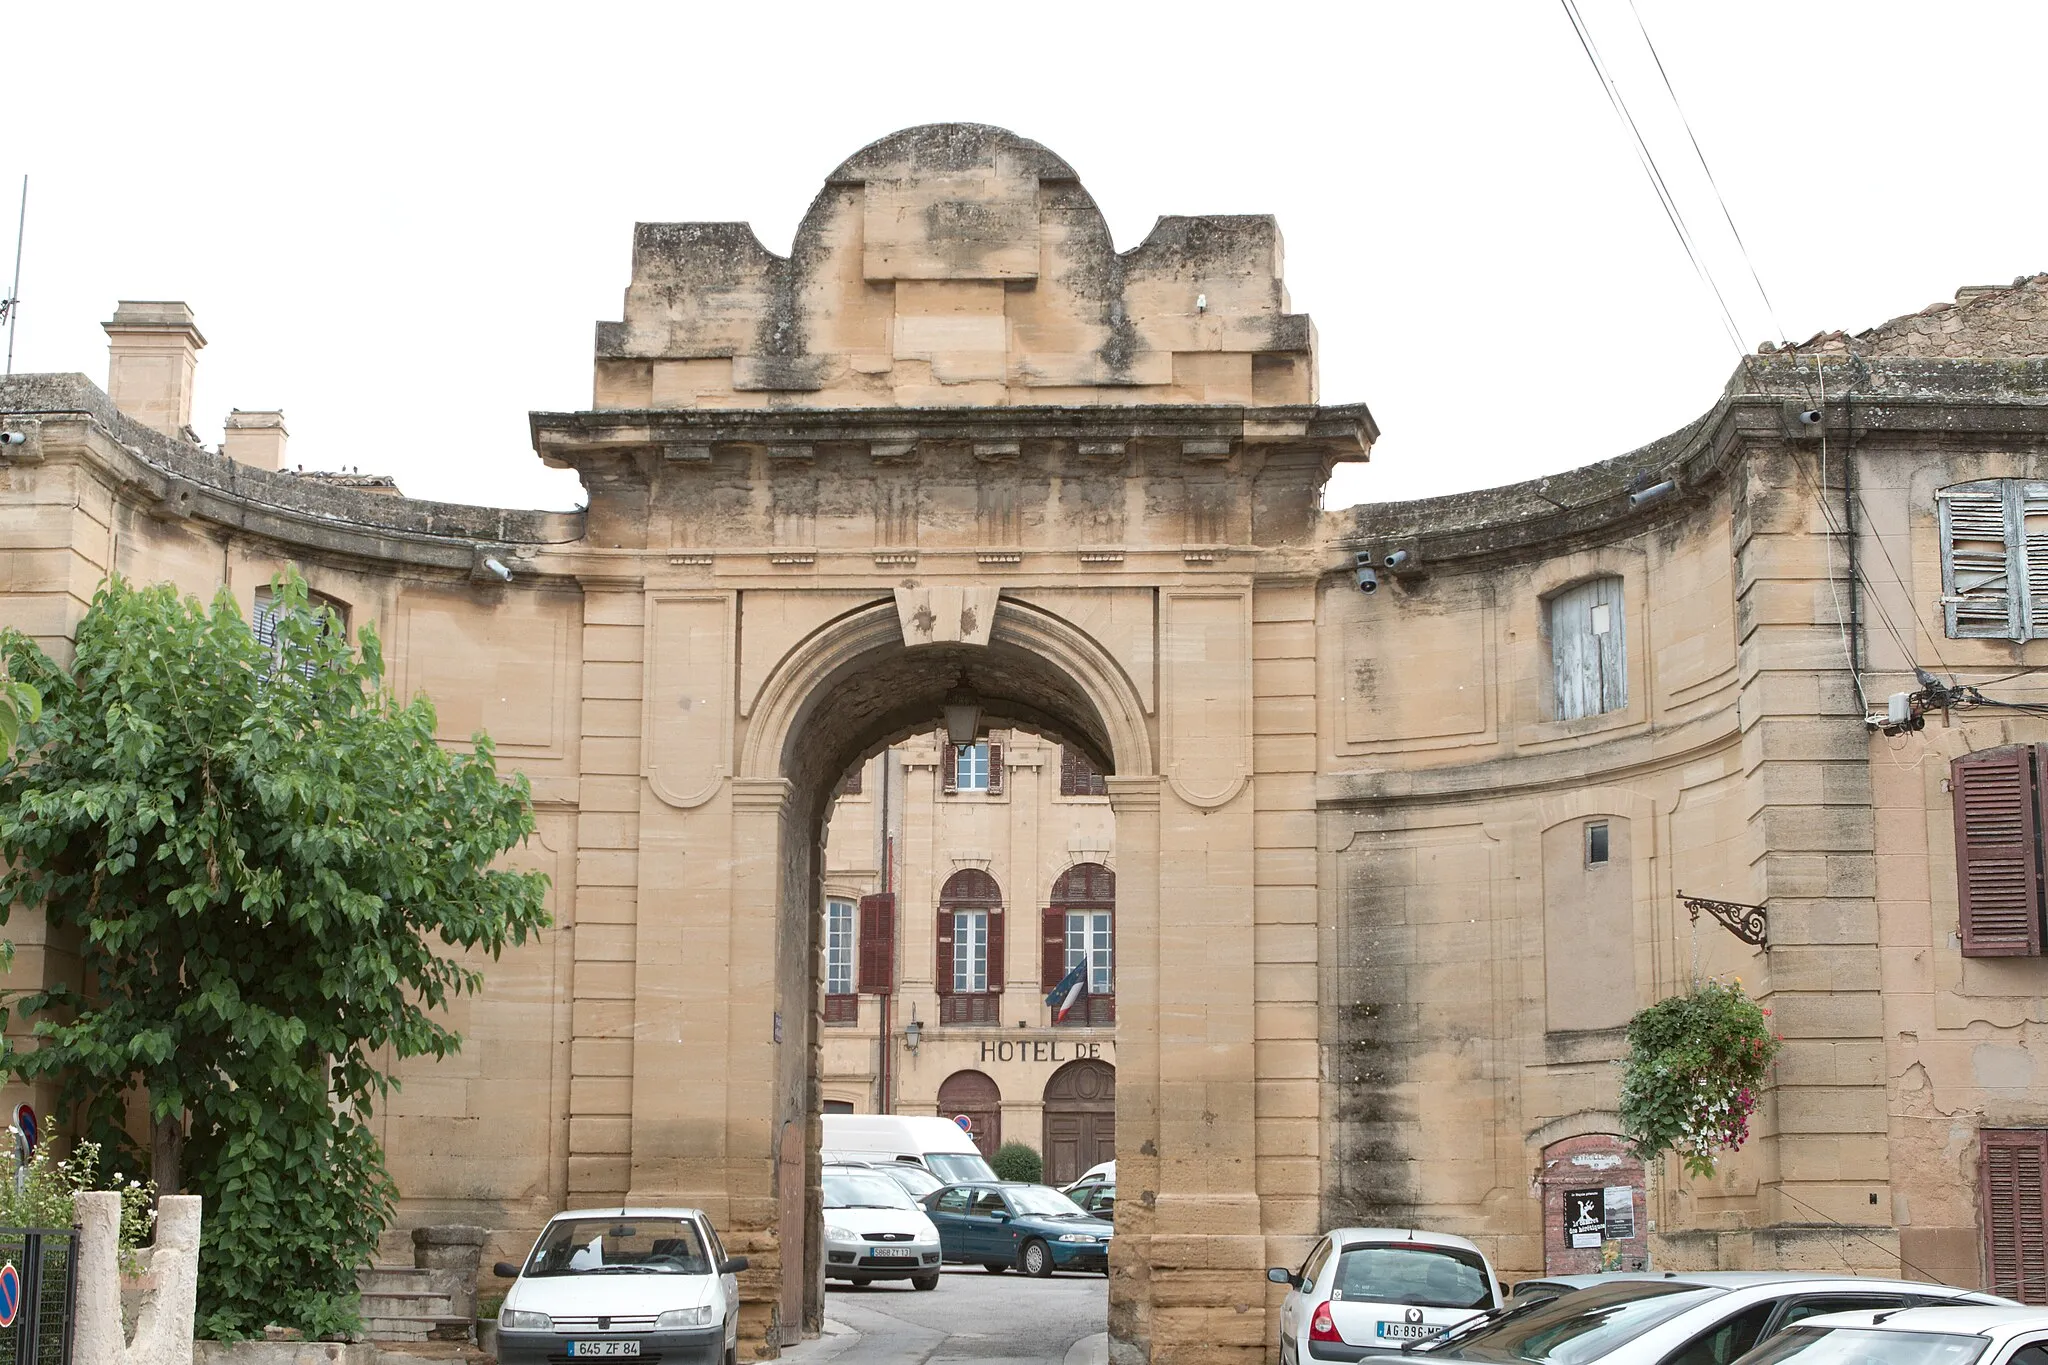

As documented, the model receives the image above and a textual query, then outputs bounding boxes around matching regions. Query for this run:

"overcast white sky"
[5,2,2043,512]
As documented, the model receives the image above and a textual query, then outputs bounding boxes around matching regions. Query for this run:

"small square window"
[954,742,990,792]
[1586,821,1610,866]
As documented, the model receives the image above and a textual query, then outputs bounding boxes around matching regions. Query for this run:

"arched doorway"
[1043,1059,1116,1186]
[937,1070,1003,1159]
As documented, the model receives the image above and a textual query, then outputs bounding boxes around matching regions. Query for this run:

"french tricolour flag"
[1045,959,1088,1021]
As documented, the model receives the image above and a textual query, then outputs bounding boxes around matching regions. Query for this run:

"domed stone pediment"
[594,123,1316,410]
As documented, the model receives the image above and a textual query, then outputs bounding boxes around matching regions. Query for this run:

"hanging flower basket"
[1618,979,1781,1178]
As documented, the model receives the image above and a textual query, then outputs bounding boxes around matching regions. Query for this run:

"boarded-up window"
[1981,1129,2048,1303]
[1940,480,2048,640]
[1549,576,1627,721]
[1060,747,1108,797]
[1953,746,2046,957]
[857,893,895,994]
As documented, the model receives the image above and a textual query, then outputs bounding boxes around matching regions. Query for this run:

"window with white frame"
[953,741,990,792]
[1939,480,2048,640]
[824,899,855,997]
[1549,576,1627,721]
[952,909,989,992]
[1066,911,1113,995]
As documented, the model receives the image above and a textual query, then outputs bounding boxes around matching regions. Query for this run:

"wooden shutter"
[941,742,958,794]
[935,908,956,996]
[1952,747,2044,957]
[857,893,895,994]
[987,743,1005,796]
[1981,1129,2048,1304]
[1043,907,1068,990]
[1942,483,2020,639]
[987,904,1005,994]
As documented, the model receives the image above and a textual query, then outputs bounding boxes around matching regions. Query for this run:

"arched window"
[937,869,1003,1025]
[1045,862,1114,1027]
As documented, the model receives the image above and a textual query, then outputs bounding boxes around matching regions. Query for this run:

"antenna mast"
[3,176,25,376]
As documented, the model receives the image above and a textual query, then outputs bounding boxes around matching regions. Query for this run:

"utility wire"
[1557,0,1748,357]
[1623,0,1787,347]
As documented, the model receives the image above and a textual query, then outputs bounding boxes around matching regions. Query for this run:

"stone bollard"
[411,1225,487,1320]
[74,1192,202,1365]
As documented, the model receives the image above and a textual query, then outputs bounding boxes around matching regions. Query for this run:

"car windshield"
[1009,1186,1090,1218]
[824,1173,916,1210]
[1334,1243,1493,1310]
[1438,1281,1720,1365]
[924,1152,997,1183]
[1736,1328,1989,1365]
[878,1165,946,1198]
[525,1217,709,1277]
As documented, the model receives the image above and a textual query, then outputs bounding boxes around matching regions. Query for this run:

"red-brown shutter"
[942,742,958,794]
[987,904,1005,994]
[1953,747,2044,956]
[935,907,956,996]
[1981,1128,2048,1303]
[1043,907,1067,991]
[987,743,1005,796]
[857,893,895,995]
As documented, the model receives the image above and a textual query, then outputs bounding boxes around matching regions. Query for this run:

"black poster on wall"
[1564,1188,1604,1249]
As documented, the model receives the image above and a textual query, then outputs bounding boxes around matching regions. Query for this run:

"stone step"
[357,1266,467,1298]
[362,1291,456,1319]
[363,1317,475,1345]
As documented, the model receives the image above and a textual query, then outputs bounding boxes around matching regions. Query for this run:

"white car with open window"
[495,1207,749,1365]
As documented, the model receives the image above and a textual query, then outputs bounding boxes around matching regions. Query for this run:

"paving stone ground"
[775,1264,1109,1365]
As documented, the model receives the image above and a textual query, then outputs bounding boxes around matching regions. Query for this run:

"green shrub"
[991,1141,1042,1184]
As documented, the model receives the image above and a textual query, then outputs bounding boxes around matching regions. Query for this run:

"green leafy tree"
[0,573,550,1338]
[991,1140,1043,1184]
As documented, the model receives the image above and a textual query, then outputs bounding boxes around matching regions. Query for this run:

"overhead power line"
[1557,0,1748,357]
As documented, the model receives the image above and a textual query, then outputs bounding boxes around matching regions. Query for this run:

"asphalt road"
[778,1264,1109,1365]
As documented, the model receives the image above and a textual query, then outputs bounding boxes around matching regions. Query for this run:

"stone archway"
[1043,1059,1117,1186]
[723,592,1160,1356]
[938,1070,1003,1159]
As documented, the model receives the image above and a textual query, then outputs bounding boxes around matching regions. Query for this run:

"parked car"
[1063,1159,1115,1194]
[824,1113,998,1183]
[494,1207,748,1365]
[920,1180,1114,1277]
[834,1156,949,1203]
[1337,1274,2013,1365]
[821,1163,944,1291]
[1267,1228,1501,1364]
[1732,1305,2048,1365]
[1069,1181,1117,1220]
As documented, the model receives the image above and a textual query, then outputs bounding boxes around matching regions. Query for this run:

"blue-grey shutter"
[1941,482,2019,639]
[1550,576,1627,721]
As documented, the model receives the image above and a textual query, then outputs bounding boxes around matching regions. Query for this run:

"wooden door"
[938,1069,1004,1159]
[1042,1059,1116,1185]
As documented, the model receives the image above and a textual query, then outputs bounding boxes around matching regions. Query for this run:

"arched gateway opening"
[733,592,1155,1352]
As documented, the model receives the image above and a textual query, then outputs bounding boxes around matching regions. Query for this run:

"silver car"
[1343,1274,2013,1365]
[1269,1229,1501,1364]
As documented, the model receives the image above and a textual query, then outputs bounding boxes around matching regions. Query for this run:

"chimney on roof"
[103,301,207,439]
[222,409,287,471]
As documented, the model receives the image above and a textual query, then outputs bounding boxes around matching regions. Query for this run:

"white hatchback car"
[495,1207,748,1365]
[1268,1228,1501,1364]
[822,1163,944,1289]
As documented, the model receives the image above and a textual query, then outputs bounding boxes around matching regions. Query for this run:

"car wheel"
[850,1274,871,1286]
[1021,1239,1054,1278]
[981,1262,1008,1274]
[913,1274,940,1291]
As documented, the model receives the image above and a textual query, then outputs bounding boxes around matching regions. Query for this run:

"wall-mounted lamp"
[942,674,981,747]
[903,1013,923,1054]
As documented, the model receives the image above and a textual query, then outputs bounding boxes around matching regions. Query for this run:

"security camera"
[1796,409,1823,426]
[0,431,25,447]
[1383,549,1411,571]
[1354,552,1379,594]
[483,556,513,582]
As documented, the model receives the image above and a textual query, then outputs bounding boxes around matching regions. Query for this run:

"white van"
[822,1114,997,1184]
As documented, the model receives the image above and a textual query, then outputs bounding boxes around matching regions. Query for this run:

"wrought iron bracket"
[1677,890,1769,948]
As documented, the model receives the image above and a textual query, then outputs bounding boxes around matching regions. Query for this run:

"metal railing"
[0,1228,77,1365]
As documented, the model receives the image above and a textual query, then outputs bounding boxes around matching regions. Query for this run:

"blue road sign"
[0,1260,20,1327]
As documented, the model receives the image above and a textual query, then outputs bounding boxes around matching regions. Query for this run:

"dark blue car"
[920,1181,1114,1277]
